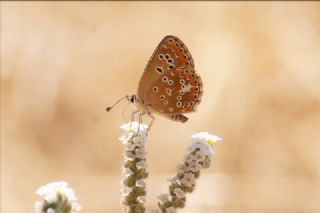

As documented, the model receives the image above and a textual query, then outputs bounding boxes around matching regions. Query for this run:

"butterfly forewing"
[138,36,194,98]
[137,35,202,120]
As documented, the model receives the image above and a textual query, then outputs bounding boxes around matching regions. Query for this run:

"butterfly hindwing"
[144,67,202,114]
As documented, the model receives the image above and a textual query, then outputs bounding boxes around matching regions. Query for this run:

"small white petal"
[181,173,195,187]
[166,207,176,213]
[157,193,170,203]
[125,150,136,160]
[137,196,146,203]
[167,176,178,183]
[44,192,58,203]
[173,187,185,199]
[148,208,161,213]
[136,179,146,188]
[34,201,43,212]
[135,148,146,159]
[136,160,147,169]
[121,186,132,196]
[123,168,134,176]
[72,203,82,212]
[187,161,202,172]
[47,208,56,213]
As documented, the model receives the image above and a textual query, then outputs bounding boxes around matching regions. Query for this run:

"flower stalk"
[120,122,149,213]
[156,132,222,213]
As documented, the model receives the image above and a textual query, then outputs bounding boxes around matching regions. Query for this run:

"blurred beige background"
[1,2,320,213]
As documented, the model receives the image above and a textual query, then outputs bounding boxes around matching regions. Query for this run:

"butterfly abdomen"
[170,114,188,123]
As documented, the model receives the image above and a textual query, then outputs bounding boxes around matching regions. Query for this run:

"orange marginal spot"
[190,79,197,86]
[188,94,197,101]
[178,55,186,65]
[185,106,191,112]
[180,70,187,78]
[188,73,195,80]
[191,87,198,93]
[167,43,186,66]
[173,69,180,75]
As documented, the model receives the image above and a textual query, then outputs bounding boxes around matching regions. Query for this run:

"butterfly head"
[128,94,137,104]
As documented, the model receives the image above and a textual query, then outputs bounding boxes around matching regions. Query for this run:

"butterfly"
[107,35,203,127]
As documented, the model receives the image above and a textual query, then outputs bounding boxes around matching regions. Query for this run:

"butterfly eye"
[176,95,182,101]
[160,95,165,100]
[168,38,174,43]
[179,91,185,95]
[130,95,136,103]
[164,100,169,105]
[165,54,170,59]
[179,79,185,84]
[175,42,180,47]
[176,101,182,108]
[168,80,174,85]
[152,86,158,92]
[162,76,168,82]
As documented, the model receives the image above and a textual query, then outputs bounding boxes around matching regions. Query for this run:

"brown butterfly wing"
[144,67,203,114]
[137,35,202,122]
[137,35,194,101]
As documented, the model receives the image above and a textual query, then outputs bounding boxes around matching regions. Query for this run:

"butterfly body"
[134,35,203,123]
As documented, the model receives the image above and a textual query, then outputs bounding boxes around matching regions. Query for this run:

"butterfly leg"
[129,110,140,129]
[131,110,140,123]
[147,112,155,133]
[136,111,145,136]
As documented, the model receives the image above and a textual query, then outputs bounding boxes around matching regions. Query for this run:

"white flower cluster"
[157,132,222,213]
[34,181,81,213]
[119,122,148,146]
[120,122,149,213]
[189,132,222,156]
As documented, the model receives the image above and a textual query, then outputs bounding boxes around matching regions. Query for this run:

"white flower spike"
[157,131,222,212]
[120,122,149,213]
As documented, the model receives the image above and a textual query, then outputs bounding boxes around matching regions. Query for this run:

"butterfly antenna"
[106,95,129,112]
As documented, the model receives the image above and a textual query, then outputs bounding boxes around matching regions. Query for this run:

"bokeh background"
[1,2,320,213]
